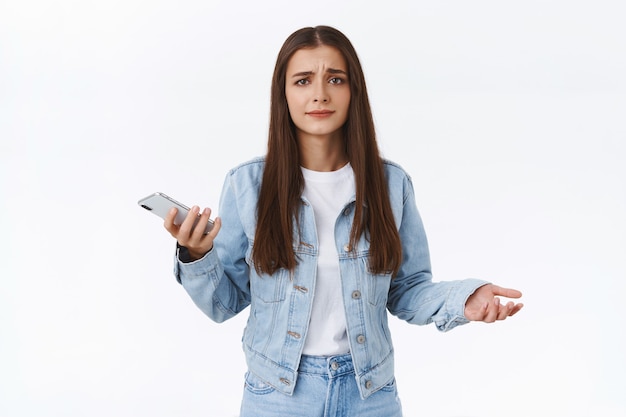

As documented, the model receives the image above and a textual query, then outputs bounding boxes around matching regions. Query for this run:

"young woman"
[164,25,523,417]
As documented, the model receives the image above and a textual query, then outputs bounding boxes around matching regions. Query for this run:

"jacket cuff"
[173,243,215,284]
[437,279,489,332]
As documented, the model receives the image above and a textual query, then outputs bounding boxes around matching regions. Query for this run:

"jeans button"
[331,361,339,370]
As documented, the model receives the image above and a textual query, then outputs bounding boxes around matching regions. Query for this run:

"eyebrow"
[291,68,347,78]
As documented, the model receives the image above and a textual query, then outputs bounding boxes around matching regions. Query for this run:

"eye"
[329,77,345,85]
[295,79,309,86]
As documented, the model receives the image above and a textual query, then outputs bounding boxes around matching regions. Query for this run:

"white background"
[1,1,625,416]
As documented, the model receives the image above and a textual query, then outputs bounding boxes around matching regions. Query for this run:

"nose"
[313,82,329,103]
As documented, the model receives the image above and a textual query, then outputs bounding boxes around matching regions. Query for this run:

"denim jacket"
[173,157,487,399]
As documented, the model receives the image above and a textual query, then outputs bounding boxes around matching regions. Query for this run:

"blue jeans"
[239,353,403,417]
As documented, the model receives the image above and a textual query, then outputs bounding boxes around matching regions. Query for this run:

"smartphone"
[138,192,214,234]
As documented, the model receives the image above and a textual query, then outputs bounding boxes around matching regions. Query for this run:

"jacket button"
[351,290,361,299]
[365,380,373,389]
[343,244,351,252]
[294,285,309,293]
[287,331,301,339]
[357,335,366,344]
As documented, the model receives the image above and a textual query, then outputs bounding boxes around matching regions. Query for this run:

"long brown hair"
[253,25,402,276]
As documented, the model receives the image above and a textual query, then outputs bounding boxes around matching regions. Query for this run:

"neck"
[297,131,348,172]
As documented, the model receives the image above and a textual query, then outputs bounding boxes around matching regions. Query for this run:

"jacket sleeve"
[173,172,252,323]
[386,174,488,331]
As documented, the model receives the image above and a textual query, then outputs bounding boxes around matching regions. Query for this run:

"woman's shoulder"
[225,156,266,180]
[381,158,413,184]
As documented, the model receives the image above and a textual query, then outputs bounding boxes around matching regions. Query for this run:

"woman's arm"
[165,174,252,323]
[386,174,522,330]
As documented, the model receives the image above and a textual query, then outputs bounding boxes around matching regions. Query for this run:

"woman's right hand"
[164,206,222,261]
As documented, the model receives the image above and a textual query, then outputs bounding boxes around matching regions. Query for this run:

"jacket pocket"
[364,260,391,306]
[249,268,288,303]
[244,371,276,395]
[246,242,289,303]
[379,377,397,393]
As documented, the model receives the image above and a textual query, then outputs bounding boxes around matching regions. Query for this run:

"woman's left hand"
[464,284,524,322]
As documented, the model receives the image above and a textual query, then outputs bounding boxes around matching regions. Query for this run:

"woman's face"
[284,45,351,142]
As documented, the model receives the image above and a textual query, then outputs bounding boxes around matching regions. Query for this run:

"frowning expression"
[285,45,351,142]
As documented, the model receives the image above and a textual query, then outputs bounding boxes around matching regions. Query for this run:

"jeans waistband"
[298,353,353,377]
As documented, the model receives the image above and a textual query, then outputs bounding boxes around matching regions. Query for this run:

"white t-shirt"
[301,163,355,356]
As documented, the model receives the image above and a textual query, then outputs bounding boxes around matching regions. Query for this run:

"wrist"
[188,245,212,262]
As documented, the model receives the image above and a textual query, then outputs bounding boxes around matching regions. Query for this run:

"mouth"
[306,109,335,118]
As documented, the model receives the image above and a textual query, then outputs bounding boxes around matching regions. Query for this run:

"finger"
[509,303,524,316]
[176,205,201,246]
[191,207,212,240]
[497,301,514,320]
[206,216,222,240]
[164,207,179,236]
[179,205,201,236]
[491,285,522,299]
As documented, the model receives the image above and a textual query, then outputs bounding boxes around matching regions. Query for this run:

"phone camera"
[141,205,153,211]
